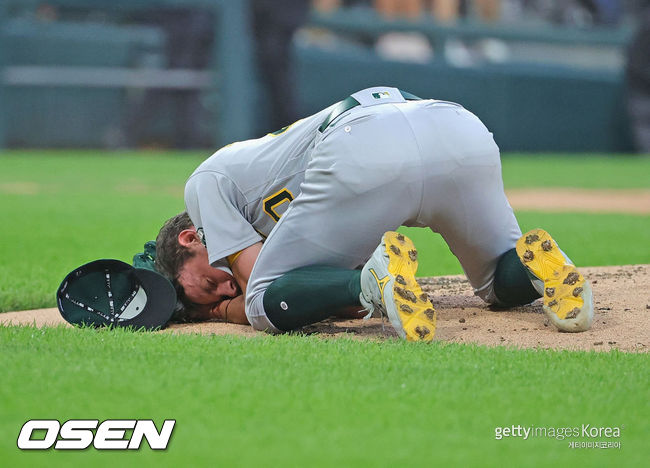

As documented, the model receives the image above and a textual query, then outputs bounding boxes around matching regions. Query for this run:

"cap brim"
[117,268,176,331]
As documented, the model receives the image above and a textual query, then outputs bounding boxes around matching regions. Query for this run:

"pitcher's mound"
[2,265,647,352]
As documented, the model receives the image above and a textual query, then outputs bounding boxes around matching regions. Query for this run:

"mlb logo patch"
[372,91,391,99]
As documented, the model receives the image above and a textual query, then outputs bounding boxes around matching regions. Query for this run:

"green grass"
[501,154,650,189]
[1,151,648,466]
[1,326,646,467]
[1,151,649,312]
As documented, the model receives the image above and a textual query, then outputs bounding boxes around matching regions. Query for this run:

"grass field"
[500,153,650,189]
[1,327,646,467]
[1,151,649,466]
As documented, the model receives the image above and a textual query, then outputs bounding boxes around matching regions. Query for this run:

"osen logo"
[17,419,175,450]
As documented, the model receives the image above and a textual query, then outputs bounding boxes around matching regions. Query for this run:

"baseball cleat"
[360,231,436,341]
[516,229,594,332]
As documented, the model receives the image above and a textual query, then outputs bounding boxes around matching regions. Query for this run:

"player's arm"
[211,242,263,324]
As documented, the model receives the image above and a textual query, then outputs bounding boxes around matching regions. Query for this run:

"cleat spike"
[525,234,540,244]
[563,272,580,285]
[565,308,580,319]
[395,287,417,303]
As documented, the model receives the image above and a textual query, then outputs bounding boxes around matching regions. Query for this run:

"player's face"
[177,247,240,307]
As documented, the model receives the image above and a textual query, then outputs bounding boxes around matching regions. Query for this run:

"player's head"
[156,212,239,314]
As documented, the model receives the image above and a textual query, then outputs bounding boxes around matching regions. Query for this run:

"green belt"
[318,89,422,133]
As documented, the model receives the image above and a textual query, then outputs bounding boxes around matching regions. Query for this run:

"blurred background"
[0,0,648,153]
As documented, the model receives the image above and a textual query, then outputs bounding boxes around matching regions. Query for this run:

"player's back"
[185,105,334,241]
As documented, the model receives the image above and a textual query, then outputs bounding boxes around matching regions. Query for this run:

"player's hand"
[181,302,217,322]
[212,297,234,320]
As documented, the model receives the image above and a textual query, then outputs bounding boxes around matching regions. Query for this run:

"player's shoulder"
[201,139,252,166]
[185,155,238,196]
[188,140,253,179]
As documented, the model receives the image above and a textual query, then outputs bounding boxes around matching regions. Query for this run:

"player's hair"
[156,212,216,323]
[155,211,195,291]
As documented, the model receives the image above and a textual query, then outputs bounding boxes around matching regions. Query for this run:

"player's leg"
[244,180,414,334]
[421,157,537,306]
[260,265,363,332]
[245,108,436,339]
[406,102,592,331]
[245,197,423,336]
[432,172,593,332]
[253,229,435,341]
[400,102,524,301]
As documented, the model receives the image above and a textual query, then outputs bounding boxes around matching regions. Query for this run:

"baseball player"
[155,86,594,341]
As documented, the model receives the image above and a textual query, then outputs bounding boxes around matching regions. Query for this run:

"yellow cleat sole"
[384,231,437,341]
[516,229,586,321]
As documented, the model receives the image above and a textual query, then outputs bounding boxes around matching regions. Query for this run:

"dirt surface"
[505,189,650,214]
[3,265,647,353]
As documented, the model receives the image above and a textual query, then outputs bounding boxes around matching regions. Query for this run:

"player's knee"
[260,274,300,332]
[245,288,282,333]
[473,285,497,305]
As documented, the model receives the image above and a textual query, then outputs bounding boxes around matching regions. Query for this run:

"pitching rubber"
[516,229,594,332]
[383,232,437,341]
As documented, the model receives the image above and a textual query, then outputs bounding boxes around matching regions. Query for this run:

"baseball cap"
[57,259,176,330]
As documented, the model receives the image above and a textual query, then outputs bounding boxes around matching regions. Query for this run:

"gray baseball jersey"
[184,104,334,270]
[185,87,521,332]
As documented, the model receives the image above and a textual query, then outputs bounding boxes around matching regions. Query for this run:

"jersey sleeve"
[184,171,263,265]
[210,257,234,276]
